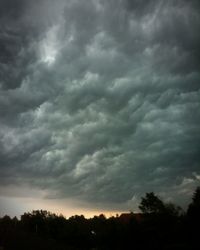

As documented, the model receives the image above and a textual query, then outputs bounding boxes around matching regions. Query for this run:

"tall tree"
[187,186,200,219]
[139,192,165,214]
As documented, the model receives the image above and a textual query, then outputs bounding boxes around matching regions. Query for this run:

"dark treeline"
[0,187,200,250]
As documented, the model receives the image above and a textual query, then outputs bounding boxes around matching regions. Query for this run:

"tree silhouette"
[1,189,199,250]
[139,192,165,214]
[187,186,200,219]
[191,186,200,205]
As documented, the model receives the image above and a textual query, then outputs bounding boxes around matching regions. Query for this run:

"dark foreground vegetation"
[0,187,200,250]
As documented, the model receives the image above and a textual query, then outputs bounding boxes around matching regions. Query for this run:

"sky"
[0,0,200,218]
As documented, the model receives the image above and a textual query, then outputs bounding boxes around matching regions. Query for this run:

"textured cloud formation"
[0,0,200,212]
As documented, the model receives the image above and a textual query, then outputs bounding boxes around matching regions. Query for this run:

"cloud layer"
[0,0,200,211]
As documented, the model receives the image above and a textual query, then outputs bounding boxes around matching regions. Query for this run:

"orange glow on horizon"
[0,196,127,219]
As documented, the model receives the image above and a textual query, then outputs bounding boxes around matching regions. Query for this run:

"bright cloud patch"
[39,25,60,65]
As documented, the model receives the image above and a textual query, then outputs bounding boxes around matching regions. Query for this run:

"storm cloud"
[0,0,200,213]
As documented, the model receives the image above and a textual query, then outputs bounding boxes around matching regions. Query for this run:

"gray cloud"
[0,0,200,212]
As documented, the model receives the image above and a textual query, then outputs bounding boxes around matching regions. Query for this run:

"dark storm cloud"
[0,0,64,89]
[0,0,200,210]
